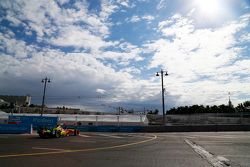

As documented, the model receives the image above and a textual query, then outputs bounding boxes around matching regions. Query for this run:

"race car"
[37,125,79,138]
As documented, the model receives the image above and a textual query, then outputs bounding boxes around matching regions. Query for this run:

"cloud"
[99,0,118,20]
[146,13,250,106]
[0,0,249,111]
[56,0,70,6]
[0,36,159,110]
[95,41,144,64]
[96,89,106,94]
[0,32,34,59]
[126,15,155,23]
[240,33,250,42]
[49,26,110,52]
[157,0,167,10]
[117,0,135,8]
[120,67,141,75]
[158,14,195,37]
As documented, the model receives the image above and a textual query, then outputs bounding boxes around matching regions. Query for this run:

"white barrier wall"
[0,112,148,126]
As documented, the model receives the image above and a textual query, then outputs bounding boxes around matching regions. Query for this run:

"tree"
[153,109,159,115]
[243,101,250,108]
[236,103,244,112]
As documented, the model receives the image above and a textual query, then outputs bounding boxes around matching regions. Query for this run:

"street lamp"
[156,69,168,125]
[41,77,50,116]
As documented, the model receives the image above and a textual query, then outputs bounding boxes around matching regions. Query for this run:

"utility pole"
[41,77,50,116]
[156,69,168,125]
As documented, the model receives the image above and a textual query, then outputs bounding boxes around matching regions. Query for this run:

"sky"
[0,0,250,113]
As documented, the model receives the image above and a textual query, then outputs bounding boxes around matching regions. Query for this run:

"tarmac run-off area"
[0,132,250,167]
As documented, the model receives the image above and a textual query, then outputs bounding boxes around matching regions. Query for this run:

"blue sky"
[0,0,250,112]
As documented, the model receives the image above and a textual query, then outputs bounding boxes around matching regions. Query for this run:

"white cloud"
[117,0,130,8]
[96,89,106,94]
[0,0,249,110]
[146,13,250,106]
[120,67,141,74]
[56,0,70,5]
[240,33,250,42]
[96,41,144,64]
[157,0,167,10]
[158,14,194,37]
[130,15,140,23]
[0,0,113,40]
[0,32,34,59]
[0,36,158,109]
[127,15,155,23]
[49,26,110,52]
[99,0,118,21]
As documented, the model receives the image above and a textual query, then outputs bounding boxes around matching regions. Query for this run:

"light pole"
[41,77,50,116]
[156,69,168,125]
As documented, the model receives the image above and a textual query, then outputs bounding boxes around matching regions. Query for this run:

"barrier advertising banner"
[0,124,31,134]
[8,116,58,129]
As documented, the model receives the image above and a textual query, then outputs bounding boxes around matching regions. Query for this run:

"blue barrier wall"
[8,116,58,129]
[0,124,31,134]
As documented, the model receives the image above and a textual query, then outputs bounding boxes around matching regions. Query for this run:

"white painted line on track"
[156,134,186,138]
[190,135,238,139]
[185,139,232,167]
[70,140,96,143]
[79,134,91,138]
[97,133,124,139]
[221,154,250,158]
[32,147,69,151]
[0,135,157,158]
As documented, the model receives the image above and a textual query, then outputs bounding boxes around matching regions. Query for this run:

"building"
[0,95,31,106]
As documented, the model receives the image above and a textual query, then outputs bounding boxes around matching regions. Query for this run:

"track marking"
[0,135,157,158]
[32,147,70,151]
[156,134,185,138]
[221,154,250,158]
[79,134,90,138]
[189,141,234,145]
[185,139,231,167]
[97,133,124,139]
[19,134,37,136]
[187,134,249,139]
[70,140,96,143]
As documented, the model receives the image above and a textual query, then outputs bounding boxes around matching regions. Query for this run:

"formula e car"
[37,126,79,138]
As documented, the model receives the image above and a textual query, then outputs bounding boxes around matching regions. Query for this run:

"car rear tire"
[55,130,61,138]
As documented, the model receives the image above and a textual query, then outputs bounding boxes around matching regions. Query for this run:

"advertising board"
[8,116,58,129]
[0,124,31,134]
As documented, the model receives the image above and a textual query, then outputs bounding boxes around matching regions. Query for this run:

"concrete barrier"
[67,124,250,133]
[66,125,142,132]
[141,124,250,132]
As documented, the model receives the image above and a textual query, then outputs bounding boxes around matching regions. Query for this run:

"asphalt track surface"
[0,132,250,167]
